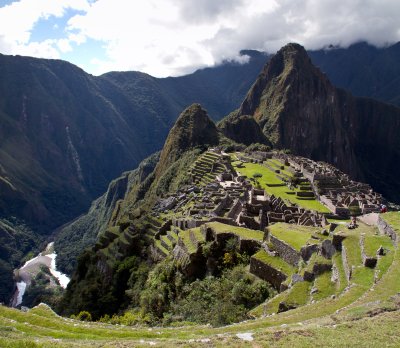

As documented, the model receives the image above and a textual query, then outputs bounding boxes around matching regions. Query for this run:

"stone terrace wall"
[377,216,398,246]
[227,199,242,220]
[300,244,319,261]
[270,235,301,266]
[341,245,352,281]
[250,257,287,290]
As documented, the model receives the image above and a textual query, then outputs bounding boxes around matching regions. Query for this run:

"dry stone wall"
[270,235,301,266]
[250,257,287,290]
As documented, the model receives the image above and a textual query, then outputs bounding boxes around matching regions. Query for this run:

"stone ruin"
[277,154,384,216]
[153,150,326,233]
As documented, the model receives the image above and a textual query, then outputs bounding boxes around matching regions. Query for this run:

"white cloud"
[0,0,400,76]
[57,38,73,53]
[0,0,90,57]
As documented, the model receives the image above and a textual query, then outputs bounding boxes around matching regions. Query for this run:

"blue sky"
[0,0,399,77]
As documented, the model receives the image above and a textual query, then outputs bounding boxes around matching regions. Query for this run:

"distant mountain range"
[1,41,400,302]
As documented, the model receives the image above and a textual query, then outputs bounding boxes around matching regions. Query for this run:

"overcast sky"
[0,0,399,77]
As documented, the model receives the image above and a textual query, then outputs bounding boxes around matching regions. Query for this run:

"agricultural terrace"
[268,222,323,251]
[232,157,330,213]
[1,214,400,347]
[205,221,265,241]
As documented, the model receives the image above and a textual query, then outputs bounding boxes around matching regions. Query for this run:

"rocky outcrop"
[155,104,220,177]
[236,43,400,203]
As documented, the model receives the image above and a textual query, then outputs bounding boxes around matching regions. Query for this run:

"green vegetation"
[268,223,321,251]
[206,221,265,240]
[1,213,400,346]
[179,229,199,254]
[168,266,271,326]
[363,235,386,257]
[312,271,336,301]
[253,250,295,276]
[234,161,284,185]
[332,252,348,294]
[381,212,400,234]
[206,222,264,241]
[282,280,312,307]
[233,159,330,212]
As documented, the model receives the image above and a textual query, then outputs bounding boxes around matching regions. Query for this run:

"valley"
[1,41,400,347]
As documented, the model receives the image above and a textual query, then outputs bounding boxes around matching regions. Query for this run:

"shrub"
[75,311,92,321]
[167,266,271,326]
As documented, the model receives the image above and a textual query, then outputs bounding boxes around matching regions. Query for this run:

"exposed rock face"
[237,43,400,202]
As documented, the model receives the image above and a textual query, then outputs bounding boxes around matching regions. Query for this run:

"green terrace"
[381,212,400,234]
[281,280,312,308]
[205,221,265,241]
[252,249,295,276]
[179,227,205,254]
[1,213,399,347]
[232,157,330,213]
[268,223,323,251]
[189,151,224,186]
[312,271,336,301]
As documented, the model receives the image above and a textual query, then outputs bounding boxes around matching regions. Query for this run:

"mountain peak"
[238,42,333,140]
[155,104,219,176]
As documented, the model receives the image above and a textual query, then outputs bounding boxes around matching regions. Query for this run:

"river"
[10,242,70,307]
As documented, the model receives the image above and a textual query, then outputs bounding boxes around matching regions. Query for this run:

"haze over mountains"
[1,41,400,303]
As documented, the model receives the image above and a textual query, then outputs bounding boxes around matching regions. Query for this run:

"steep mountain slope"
[0,51,266,301]
[2,42,400,303]
[59,104,218,317]
[309,42,400,106]
[54,152,160,275]
[103,50,269,121]
[0,54,171,301]
[236,43,400,203]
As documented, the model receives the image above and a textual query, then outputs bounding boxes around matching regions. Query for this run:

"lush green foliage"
[167,266,270,326]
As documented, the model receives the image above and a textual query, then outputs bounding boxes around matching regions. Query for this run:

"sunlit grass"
[233,160,330,213]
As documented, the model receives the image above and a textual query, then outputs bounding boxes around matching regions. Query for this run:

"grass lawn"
[234,161,284,185]
[283,281,312,307]
[381,211,400,234]
[266,159,293,177]
[313,271,336,301]
[332,252,348,294]
[305,253,332,273]
[269,223,322,251]
[206,221,265,241]
[363,235,387,257]
[232,159,330,213]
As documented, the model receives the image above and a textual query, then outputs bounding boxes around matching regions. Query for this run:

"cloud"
[0,0,90,57]
[1,0,400,76]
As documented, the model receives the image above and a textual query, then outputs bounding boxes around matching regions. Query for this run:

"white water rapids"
[12,242,70,307]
